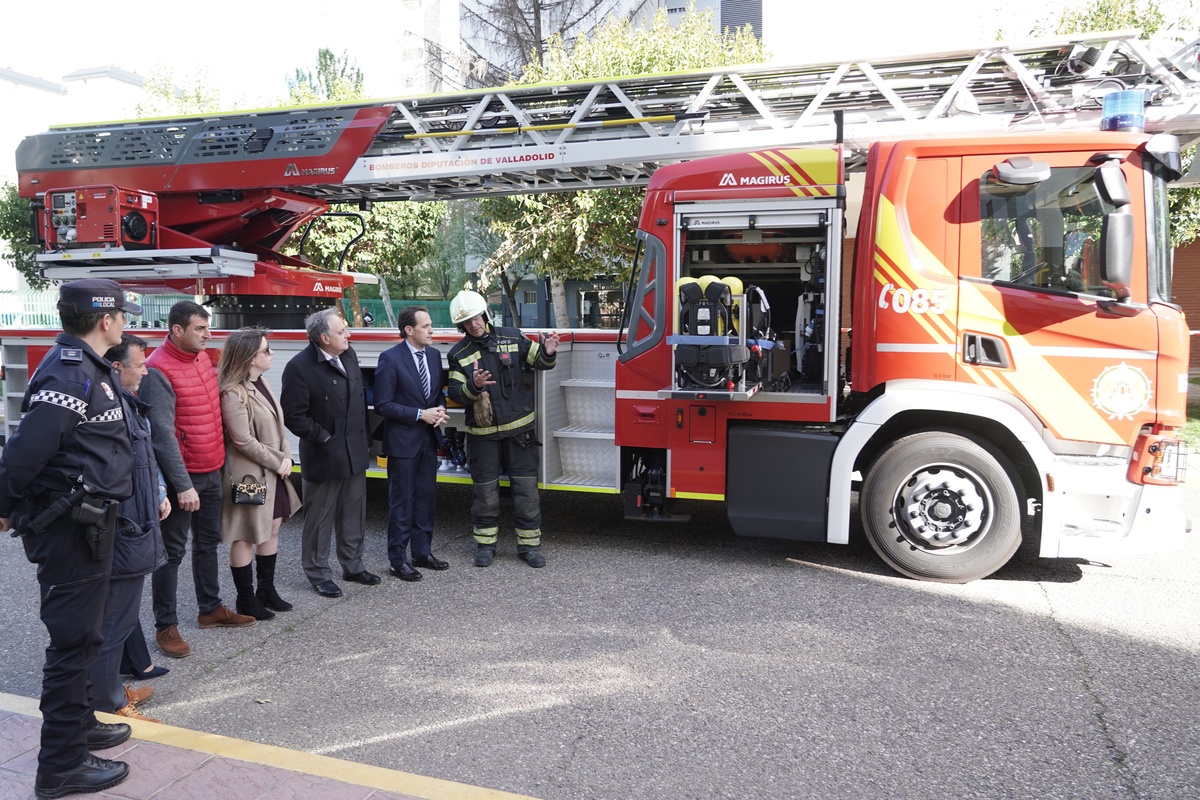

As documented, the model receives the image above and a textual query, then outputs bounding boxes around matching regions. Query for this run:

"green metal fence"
[342,299,497,328]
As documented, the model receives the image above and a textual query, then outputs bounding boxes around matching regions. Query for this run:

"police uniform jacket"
[0,333,134,518]
[447,324,556,440]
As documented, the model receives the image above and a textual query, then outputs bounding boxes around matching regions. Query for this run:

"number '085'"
[877,283,948,315]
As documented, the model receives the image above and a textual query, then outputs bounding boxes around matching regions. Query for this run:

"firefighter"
[447,290,558,567]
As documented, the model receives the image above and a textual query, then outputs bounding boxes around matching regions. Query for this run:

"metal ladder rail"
[336,29,1200,198]
[19,30,1200,203]
[362,30,1199,153]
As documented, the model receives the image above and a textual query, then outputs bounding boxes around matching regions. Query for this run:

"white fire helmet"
[450,290,490,326]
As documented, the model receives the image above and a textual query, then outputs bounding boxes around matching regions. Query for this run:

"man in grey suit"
[280,308,380,597]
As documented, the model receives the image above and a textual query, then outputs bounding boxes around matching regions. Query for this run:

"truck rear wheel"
[861,430,1022,583]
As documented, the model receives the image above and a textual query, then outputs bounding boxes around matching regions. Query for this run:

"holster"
[70,494,120,562]
[12,484,84,538]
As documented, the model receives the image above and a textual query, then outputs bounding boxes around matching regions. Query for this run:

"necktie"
[416,350,430,400]
[331,356,346,375]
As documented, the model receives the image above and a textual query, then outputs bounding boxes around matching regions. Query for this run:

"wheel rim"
[890,463,993,552]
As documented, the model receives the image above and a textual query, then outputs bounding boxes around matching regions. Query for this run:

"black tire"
[861,430,1023,583]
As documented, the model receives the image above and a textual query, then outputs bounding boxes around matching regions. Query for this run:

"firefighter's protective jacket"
[447,324,556,439]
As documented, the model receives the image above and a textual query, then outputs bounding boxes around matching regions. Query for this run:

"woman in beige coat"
[219,327,302,620]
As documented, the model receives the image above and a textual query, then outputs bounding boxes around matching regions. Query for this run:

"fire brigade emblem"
[1090,363,1152,420]
[100,382,115,401]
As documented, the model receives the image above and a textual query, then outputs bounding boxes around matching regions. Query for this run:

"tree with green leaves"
[412,201,493,301]
[1047,0,1199,247]
[287,50,365,105]
[476,2,767,325]
[461,0,654,85]
[0,182,43,288]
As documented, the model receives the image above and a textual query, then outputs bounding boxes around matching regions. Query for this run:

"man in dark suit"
[374,306,449,582]
[280,308,380,598]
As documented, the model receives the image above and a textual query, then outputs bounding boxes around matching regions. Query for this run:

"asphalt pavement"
[1,478,1199,799]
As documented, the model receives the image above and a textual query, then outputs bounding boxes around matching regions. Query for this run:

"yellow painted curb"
[0,691,539,800]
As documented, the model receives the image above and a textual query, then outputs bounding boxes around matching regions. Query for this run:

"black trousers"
[467,434,542,548]
[153,468,224,626]
[21,514,112,773]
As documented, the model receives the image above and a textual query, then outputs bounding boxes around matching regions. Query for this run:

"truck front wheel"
[861,430,1022,583]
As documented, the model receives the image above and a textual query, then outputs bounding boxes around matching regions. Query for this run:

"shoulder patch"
[60,348,83,364]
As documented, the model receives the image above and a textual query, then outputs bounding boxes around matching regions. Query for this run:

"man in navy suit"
[374,306,449,581]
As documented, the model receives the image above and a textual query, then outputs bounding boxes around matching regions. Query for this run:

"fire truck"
[4,30,1199,581]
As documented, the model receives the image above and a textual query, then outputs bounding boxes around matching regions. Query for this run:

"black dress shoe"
[390,563,423,582]
[85,720,131,751]
[344,570,381,585]
[311,580,343,598]
[35,755,129,799]
[412,555,449,571]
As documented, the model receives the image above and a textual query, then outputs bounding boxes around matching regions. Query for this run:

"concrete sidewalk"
[0,693,538,800]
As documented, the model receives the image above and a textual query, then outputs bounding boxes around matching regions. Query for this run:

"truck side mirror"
[1101,207,1133,301]
[1096,161,1130,207]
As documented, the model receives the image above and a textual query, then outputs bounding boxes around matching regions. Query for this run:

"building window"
[720,0,762,38]
[523,290,538,305]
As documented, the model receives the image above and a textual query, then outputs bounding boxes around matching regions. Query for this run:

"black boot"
[255,553,293,612]
[518,547,546,568]
[232,563,274,620]
[35,755,129,799]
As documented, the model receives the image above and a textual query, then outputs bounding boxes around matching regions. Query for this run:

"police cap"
[57,279,143,315]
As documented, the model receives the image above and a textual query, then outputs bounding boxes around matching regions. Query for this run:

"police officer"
[446,290,558,568]
[0,279,142,798]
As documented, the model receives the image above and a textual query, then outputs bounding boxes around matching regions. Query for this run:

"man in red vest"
[140,301,255,659]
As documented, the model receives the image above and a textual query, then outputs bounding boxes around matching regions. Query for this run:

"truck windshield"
[980,166,1117,298]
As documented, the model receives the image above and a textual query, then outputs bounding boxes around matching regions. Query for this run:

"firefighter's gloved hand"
[474,391,494,427]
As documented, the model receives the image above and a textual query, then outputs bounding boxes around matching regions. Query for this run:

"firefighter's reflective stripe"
[465,412,536,437]
[447,369,480,400]
[516,527,541,547]
[473,526,499,545]
[456,351,484,367]
[526,340,542,365]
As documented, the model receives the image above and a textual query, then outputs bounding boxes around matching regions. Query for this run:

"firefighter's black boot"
[474,546,496,567]
[518,547,545,568]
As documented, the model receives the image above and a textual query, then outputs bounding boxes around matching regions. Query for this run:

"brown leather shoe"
[155,625,192,658]
[197,604,256,629]
[113,703,161,723]
[123,685,153,706]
